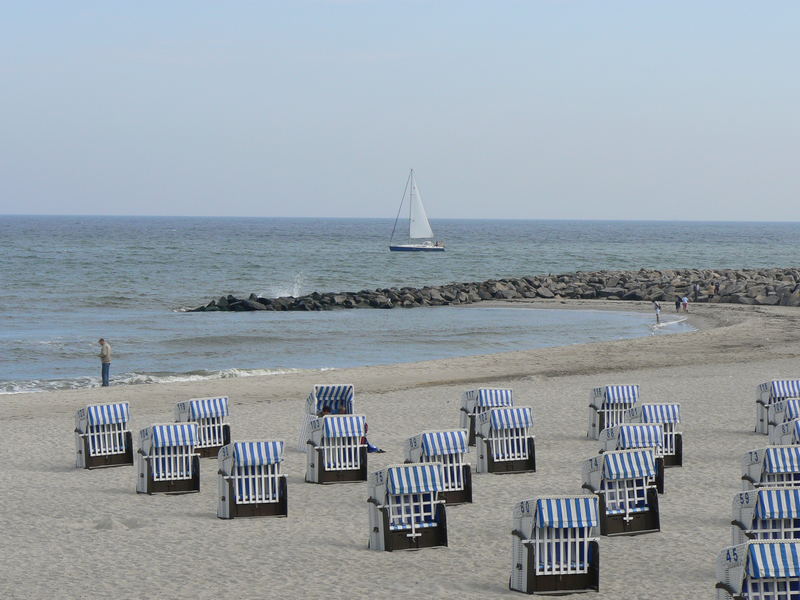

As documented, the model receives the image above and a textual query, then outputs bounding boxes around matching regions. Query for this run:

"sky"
[1,1,798,221]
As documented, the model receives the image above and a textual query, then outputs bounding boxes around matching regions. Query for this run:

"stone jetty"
[189,267,800,312]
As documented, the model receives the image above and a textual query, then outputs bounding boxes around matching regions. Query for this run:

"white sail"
[408,173,434,239]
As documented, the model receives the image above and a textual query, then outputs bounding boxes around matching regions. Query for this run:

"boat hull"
[389,244,445,252]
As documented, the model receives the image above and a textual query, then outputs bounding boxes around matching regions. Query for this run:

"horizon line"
[2,213,799,225]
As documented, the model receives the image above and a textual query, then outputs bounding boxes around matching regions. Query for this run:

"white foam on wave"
[0,366,335,394]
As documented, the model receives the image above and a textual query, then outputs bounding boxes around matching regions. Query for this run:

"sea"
[3,216,799,394]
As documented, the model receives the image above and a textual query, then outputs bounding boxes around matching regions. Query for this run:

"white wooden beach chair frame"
[306,414,368,484]
[367,463,448,552]
[321,434,364,471]
[406,430,472,505]
[476,407,536,474]
[509,496,600,594]
[731,489,800,546]
[757,381,800,435]
[742,447,800,491]
[588,385,639,440]
[716,541,800,600]
[460,388,514,446]
[75,403,133,469]
[296,384,355,451]
[217,441,287,519]
[136,424,199,494]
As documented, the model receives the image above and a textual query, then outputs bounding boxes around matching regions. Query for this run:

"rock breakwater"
[189,267,800,312]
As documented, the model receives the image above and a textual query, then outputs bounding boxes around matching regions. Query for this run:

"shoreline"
[0,298,781,417]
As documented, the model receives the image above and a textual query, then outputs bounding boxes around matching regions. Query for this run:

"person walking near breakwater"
[97,338,112,386]
[682,296,689,312]
[652,300,662,324]
[674,295,682,312]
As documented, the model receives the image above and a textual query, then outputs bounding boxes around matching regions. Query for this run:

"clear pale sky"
[1,2,797,220]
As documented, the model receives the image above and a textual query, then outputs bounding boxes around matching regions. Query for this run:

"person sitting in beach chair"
[581,448,660,536]
[625,403,683,467]
[361,422,385,453]
[217,441,287,519]
[476,406,535,474]
[769,398,800,443]
[406,429,472,505]
[587,385,639,440]
[460,388,514,446]
[305,414,368,483]
[297,384,355,451]
[367,463,448,552]
[509,495,600,595]
[599,423,666,493]
[136,423,199,494]
[75,402,133,469]
[175,396,231,458]
[742,446,800,490]
[731,487,800,546]
[756,380,800,435]
[715,540,800,600]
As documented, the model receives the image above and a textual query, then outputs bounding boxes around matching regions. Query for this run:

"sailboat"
[389,169,445,252]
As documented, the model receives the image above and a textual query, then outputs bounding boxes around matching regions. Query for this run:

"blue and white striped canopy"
[598,385,639,404]
[474,388,514,407]
[323,415,366,438]
[536,496,599,528]
[762,380,800,399]
[490,407,533,430]
[233,441,284,466]
[188,397,229,419]
[152,424,197,448]
[641,404,681,424]
[787,400,800,421]
[618,425,663,450]
[764,447,800,474]
[421,430,468,457]
[747,542,800,578]
[755,489,800,520]
[311,384,354,413]
[87,402,129,425]
[386,464,444,495]
[603,450,655,480]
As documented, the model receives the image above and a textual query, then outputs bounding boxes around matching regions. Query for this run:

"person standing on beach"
[674,295,681,312]
[681,296,689,312]
[652,300,661,324]
[98,338,112,386]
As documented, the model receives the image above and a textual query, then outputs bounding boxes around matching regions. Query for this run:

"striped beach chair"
[599,423,665,493]
[774,420,800,447]
[217,441,287,519]
[476,406,535,474]
[731,488,800,546]
[581,448,660,536]
[305,414,367,484]
[74,402,133,469]
[136,424,199,494]
[297,384,355,451]
[510,495,600,594]
[175,396,231,458]
[588,385,639,440]
[406,429,472,505]
[742,447,800,491]
[367,463,448,551]
[716,541,800,600]
[626,403,683,467]
[460,388,514,446]
[757,380,800,434]
[769,400,800,443]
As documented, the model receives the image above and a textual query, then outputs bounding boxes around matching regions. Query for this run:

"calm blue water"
[4,215,798,393]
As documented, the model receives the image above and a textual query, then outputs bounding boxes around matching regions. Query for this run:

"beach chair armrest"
[367,496,383,507]
[731,519,749,531]
[306,440,316,447]
[756,399,765,406]
[581,483,597,493]
[511,529,529,541]
[741,475,755,484]
[459,407,470,414]
[475,433,485,439]
[714,582,738,596]
[403,459,411,464]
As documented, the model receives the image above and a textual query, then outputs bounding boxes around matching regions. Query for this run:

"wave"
[0,366,335,395]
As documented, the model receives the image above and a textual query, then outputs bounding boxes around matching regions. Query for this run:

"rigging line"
[389,169,413,243]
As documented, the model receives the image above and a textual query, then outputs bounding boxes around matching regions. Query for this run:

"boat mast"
[389,169,413,244]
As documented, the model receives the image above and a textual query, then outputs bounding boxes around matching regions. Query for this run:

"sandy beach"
[2,299,799,599]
